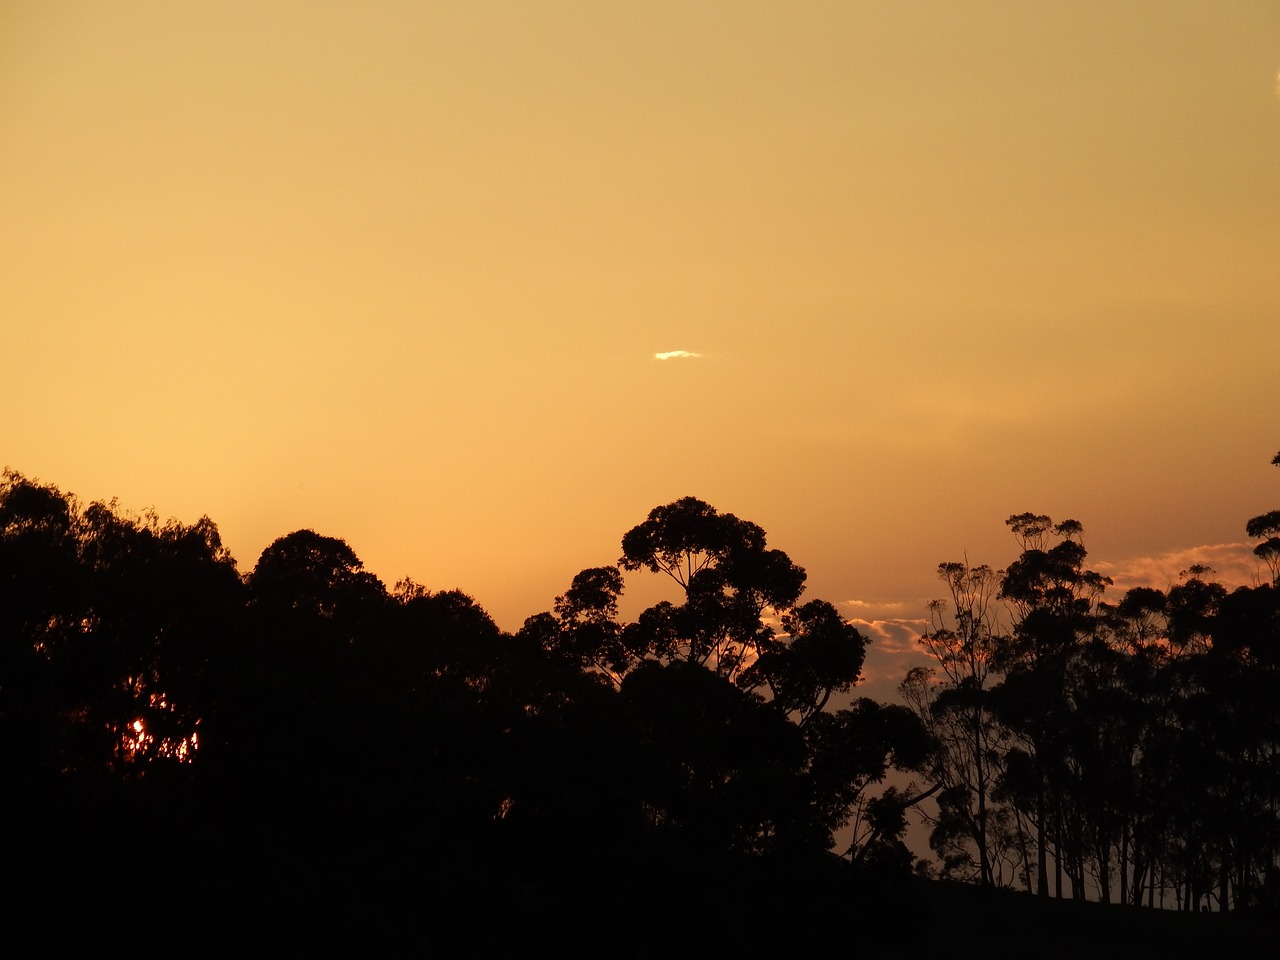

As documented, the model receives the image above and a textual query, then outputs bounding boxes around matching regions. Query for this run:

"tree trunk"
[1037,782,1049,897]
[976,731,992,886]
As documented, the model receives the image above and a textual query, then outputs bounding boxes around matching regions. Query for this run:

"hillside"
[882,878,1277,959]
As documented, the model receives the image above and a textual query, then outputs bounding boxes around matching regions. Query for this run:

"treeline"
[906,453,1280,914]
[3,459,1277,946]
[0,478,923,951]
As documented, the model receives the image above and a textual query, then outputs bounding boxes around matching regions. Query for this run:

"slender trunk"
[1129,846,1146,908]
[975,708,992,886]
[1036,782,1049,897]
[1099,839,1111,905]
[1053,817,1063,899]
[1120,814,1135,906]
[1012,802,1034,893]
[1188,839,1199,912]
[1219,839,1230,913]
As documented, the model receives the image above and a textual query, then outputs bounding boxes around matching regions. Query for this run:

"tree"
[1246,450,1280,584]
[616,497,871,724]
[0,471,242,781]
[906,561,1012,887]
[247,529,387,626]
[995,513,1111,898]
[74,499,242,772]
[740,599,867,727]
[617,498,917,860]
[520,497,914,863]
[216,530,391,791]
[618,496,807,681]
[534,565,631,685]
[532,497,868,718]
[806,698,932,865]
[618,659,814,857]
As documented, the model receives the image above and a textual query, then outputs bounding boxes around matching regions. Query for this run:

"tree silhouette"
[906,561,1011,887]
[618,496,807,680]
[806,697,931,864]
[520,496,921,864]
[0,471,83,783]
[536,564,631,684]
[995,514,1111,898]
[1246,451,1280,583]
[0,471,241,783]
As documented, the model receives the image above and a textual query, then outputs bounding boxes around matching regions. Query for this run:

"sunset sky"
[3,2,1278,697]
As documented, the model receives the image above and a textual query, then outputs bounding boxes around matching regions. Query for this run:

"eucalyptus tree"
[1167,573,1280,912]
[1246,450,1280,583]
[0,470,242,782]
[1097,586,1174,907]
[528,497,869,724]
[805,697,932,867]
[618,497,806,680]
[208,528,394,814]
[904,561,1012,887]
[75,499,242,772]
[526,565,632,686]
[994,513,1111,898]
[524,496,917,864]
[0,471,84,782]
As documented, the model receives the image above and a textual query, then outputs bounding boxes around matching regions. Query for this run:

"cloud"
[839,600,932,692]
[842,607,934,701]
[852,617,928,657]
[654,350,701,360]
[841,598,921,627]
[1095,542,1268,594]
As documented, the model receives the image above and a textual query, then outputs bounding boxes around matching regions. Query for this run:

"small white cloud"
[654,350,701,360]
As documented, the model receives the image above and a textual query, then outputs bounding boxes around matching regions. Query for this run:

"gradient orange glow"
[4,3,1278,701]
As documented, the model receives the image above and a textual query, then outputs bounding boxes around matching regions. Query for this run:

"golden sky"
[4,2,1279,661]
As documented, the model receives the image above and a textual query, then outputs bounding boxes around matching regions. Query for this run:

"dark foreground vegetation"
[1,455,1277,952]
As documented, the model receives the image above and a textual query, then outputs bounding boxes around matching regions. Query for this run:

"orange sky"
[3,3,1278,692]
